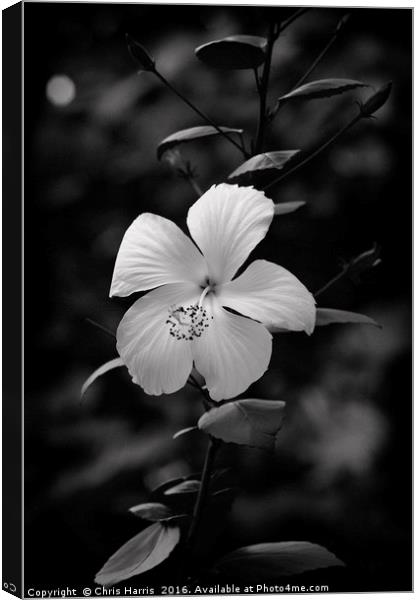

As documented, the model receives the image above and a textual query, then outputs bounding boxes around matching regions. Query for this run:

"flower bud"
[126,34,155,71]
[360,82,392,117]
[343,243,381,284]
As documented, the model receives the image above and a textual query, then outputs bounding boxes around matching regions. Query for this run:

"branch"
[270,14,350,122]
[263,112,362,191]
[154,71,249,158]
[186,437,219,548]
[278,8,311,33]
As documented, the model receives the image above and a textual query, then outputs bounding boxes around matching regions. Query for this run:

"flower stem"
[254,22,278,154]
[263,112,362,191]
[186,436,219,549]
[154,71,249,158]
[314,267,348,298]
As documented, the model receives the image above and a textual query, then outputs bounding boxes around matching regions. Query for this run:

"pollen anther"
[166,303,213,341]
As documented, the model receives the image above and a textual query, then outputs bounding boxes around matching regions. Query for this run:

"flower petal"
[186,184,274,284]
[217,259,316,334]
[192,296,272,401]
[116,283,200,395]
[110,213,207,297]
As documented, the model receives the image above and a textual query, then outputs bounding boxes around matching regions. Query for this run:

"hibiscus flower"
[110,184,315,401]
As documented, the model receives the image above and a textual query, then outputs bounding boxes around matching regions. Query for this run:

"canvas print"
[3,2,412,597]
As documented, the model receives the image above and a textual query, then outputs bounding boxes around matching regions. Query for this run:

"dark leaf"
[360,82,392,116]
[228,151,300,182]
[316,308,380,328]
[215,541,344,581]
[157,125,243,160]
[150,477,186,500]
[95,523,180,586]
[274,201,306,216]
[195,36,267,70]
[126,34,155,71]
[277,78,368,104]
[198,399,286,451]
[164,480,201,495]
[211,487,238,509]
[129,502,174,521]
[81,357,124,398]
[173,426,198,440]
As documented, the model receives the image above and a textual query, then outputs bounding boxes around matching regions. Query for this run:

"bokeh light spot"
[46,74,76,106]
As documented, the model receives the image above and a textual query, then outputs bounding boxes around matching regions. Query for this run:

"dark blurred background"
[24,3,412,592]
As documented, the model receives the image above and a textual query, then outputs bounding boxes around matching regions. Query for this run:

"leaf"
[228,150,300,182]
[316,308,380,328]
[164,480,201,495]
[360,81,392,116]
[126,34,155,71]
[274,201,306,216]
[211,487,238,509]
[195,35,267,70]
[198,399,286,451]
[129,502,174,521]
[173,426,198,440]
[81,357,124,398]
[215,541,344,581]
[277,78,368,104]
[157,125,243,160]
[95,523,180,586]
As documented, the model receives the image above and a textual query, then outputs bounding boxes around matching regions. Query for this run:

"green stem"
[154,71,249,158]
[263,112,362,191]
[254,22,277,154]
[186,437,219,548]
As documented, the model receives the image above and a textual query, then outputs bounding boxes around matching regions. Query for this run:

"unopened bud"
[126,34,155,71]
[360,82,392,117]
[342,243,381,284]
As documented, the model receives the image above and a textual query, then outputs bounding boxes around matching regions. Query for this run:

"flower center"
[166,303,213,341]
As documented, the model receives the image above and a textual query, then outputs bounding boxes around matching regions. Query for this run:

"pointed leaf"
[195,35,267,70]
[126,34,155,71]
[360,81,392,117]
[198,399,286,451]
[157,125,243,159]
[95,523,180,586]
[316,308,380,328]
[81,357,124,398]
[129,502,174,521]
[173,426,198,440]
[274,201,306,216]
[228,151,300,182]
[216,541,344,581]
[164,480,201,495]
[277,79,368,104]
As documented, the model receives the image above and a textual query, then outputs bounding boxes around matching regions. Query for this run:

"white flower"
[110,184,315,401]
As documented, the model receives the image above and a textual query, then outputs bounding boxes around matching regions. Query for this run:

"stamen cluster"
[166,305,213,341]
